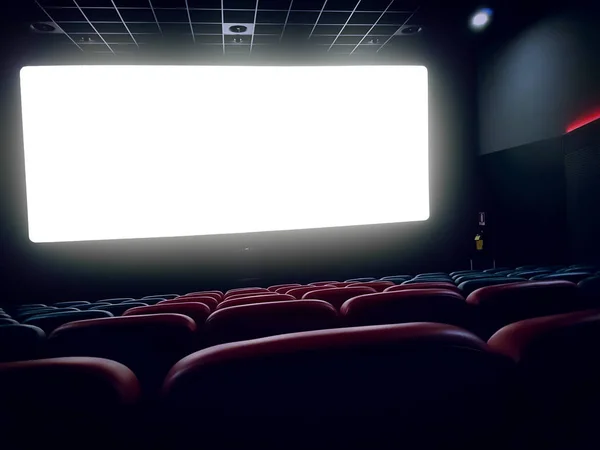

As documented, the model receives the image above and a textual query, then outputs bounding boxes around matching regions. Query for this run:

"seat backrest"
[24,310,113,334]
[344,277,376,283]
[123,303,211,329]
[414,272,449,278]
[267,284,301,292]
[224,291,283,302]
[0,324,46,362]
[467,281,580,339]
[123,298,164,305]
[385,282,461,294]
[0,318,18,326]
[206,300,338,345]
[340,289,470,328]
[159,296,218,311]
[379,275,412,284]
[453,273,503,285]
[224,288,269,298]
[531,272,593,283]
[16,307,59,321]
[301,287,377,309]
[163,323,514,443]
[54,301,91,308]
[346,281,395,292]
[90,303,148,316]
[307,281,339,286]
[48,314,196,394]
[217,294,295,310]
[94,298,135,304]
[578,276,600,308]
[183,291,223,301]
[403,277,455,284]
[507,270,551,279]
[142,294,180,300]
[287,285,337,299]
[0,357,140,441]
[458,278,526,296]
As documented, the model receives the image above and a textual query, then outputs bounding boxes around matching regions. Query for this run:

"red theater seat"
[224,287,270,298]
[308,281,339,286]
[160,296,218,311]
[206,300,338,345]
[488,309,600,449]
[181,291,223,302]
[287,285,336,300]
[274,285,310,294]
[267,283,301,292]
[302,286,377,310]
[162,323,514,447]
[217,293,295,310]
[48,314,196,394]
[340,289,470,328]
[385,282,462,294]
[225,291,283,302]
[346,281,395,292]
[0,357,140,445]
[466,281,581,339]
[123,303,211,329]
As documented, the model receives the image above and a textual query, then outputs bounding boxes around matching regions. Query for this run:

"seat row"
[3,308,600,448]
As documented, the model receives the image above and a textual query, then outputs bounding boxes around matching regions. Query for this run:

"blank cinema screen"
[20,65,429,243]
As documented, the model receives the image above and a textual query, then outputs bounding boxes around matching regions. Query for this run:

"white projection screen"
[20,65,429,243]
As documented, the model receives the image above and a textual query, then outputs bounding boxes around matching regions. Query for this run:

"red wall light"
[566,108,600,133]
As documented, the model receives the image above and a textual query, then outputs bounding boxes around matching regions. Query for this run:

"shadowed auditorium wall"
[0,12,478,303]
[478,6,600,265]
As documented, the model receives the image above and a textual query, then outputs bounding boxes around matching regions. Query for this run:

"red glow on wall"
[566,108,600,133]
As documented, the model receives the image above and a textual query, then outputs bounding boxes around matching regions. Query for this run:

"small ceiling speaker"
[394,25,423,36]
[30,22,62,34]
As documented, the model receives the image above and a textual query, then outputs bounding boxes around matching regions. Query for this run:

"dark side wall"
[0,9,479,304]
[478,5,600,265]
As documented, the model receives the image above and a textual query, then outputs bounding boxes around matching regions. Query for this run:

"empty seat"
[344,277,376,283]
[163,323,514,448]
[224,287,269,298]
[54,301,90,308]
[225,291,285,302]
[94,298,135,304]
[142,294,180,300]
[379,275,412,284]
[16,303,47,309]
[320,282,358,287]
[507,270,551,278]
[15,307,59,321]
[48,314,196,394]
[267,283,301,292]
[578,276,600,308]
[403,277,457,284]
[274,285,308,294]
[454,273,503,285]
[302,287,377,309]
[308,281,339,286]
[466,281,580,339]
[287,285,336,299]
[0,324,46,362]
[123,303,211,329]
[450,270,480,277]
[560,265,597,273]
[206,300,338,345]
[385,282,461,294]
[217,294,295,310]
[341,289,470,328]
[414,272,449,278]
[90,302,148,316]
[0,318,18,326]
[516,265,540,271]
[0,357,140,445]
[0,313,11,319]
[530,272,592,283]
[159,296,218,311]
[77,302,111,310]
[458,278,526,296]
[122,298,164,305]
[24,310,113,334]
[483,267,511,273]
[488,309,600,449]
[183,291,223,300]
[346,281,395,292]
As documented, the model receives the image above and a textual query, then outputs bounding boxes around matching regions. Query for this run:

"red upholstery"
[488,308,600,362]
[466,281,580,339]
[180,292,222,302]
[48,314,196,394]
[162,322,514,438]
[324,282,358,287]
[302,287,377,309]
[225,291,283,302]
[346,281,395,292]
[206,300,338,345]
[275,285,310,294]
[287,285,336,300]
[0,357,140,406]
[340,289,470,328]
[224,287,269,298]
[217,294,295,310]
[308,281,339,286]
[488,308,600,447]
[160,296,218,310]
[385,282,461,294]
[267,283,301,292]
[184,290,223,300]
[123,303,211,328]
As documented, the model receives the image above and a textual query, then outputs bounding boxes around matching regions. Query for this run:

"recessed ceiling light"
[30,22,57,33]
[470,8,493,31]
[229,25,248,33]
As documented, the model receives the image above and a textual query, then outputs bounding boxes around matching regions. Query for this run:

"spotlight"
[469,8,492,31]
